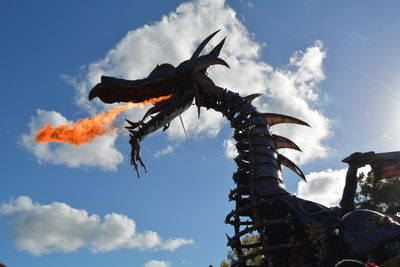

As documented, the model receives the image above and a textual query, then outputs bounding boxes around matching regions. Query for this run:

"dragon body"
[201,85,340,266]
[89,31,400,266]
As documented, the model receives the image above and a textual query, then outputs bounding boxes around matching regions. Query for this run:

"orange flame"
[34,95,172,145]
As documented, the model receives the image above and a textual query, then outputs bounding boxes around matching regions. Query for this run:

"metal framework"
[89,31,400,266]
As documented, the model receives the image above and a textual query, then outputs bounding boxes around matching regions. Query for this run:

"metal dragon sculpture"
[89,31,400,266]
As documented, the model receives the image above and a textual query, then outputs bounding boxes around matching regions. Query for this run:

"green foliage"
[221,234,263,266]
[355,171,400,212]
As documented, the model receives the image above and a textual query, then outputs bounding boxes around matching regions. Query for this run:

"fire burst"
[34,95,172,145]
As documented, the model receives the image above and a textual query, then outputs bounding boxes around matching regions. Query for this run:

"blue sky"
[1,1,400,266]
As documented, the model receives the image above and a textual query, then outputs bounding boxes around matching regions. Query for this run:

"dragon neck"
[201,86,289,197]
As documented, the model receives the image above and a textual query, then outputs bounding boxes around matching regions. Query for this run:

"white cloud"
[358,165,372,176]
[0,196,193,255]
[296,168,347,207]
[296,165,372,208]
[144,260,170,267]
[223,138,238,159]
[20,109,123,171]
[154,145,175,158]
[263,41,330,164]
[22,0,332,170]
[160,238,194,251]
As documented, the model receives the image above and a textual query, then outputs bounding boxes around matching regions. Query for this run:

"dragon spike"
[190,30,221,60]
[162,122,170,132]
[278,154,306,181]
[262,113,310,127]
[272,134,302,151]
[142,107,157,122]
[125,119,140,129]
[192,82,201,118]
[225,233,232,245]
[208,36,226,57]
[142,100,171,121]
[244,93,263,103]
[191,57,230,74]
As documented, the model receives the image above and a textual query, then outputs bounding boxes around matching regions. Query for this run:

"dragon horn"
[190,30,221,60]
[191,57,230,74]
[244,93,263,103]
[273,134,302,151]
[208,37,226,57]
[278,154,306,181]
[262,113,310,127]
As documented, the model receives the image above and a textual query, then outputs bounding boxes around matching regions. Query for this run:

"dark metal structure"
[89,31,400,266]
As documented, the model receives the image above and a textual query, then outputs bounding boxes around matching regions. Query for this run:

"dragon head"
[88,30,229,175]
